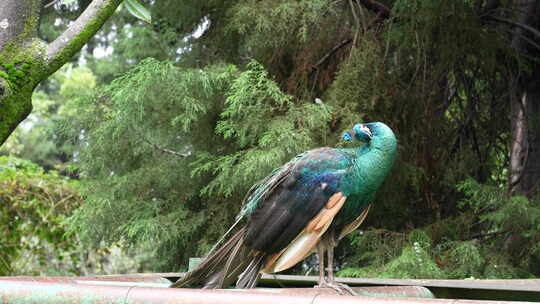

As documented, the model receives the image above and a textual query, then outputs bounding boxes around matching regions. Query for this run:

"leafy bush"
[0,156,83,275]
[59,58,333,271]
[340,178,540,279]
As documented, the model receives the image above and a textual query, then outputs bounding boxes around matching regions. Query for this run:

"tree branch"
[143,137,191,158]
[355,0,391,22]
[314,38,352,69]
[469,230,507,241]
[349,0,362,47]
[44,0,61,9]
[479,0,500,15]
[138,132,191,158]
[45,0,123,75]
[509,0,538,52]
[487,15,540,41]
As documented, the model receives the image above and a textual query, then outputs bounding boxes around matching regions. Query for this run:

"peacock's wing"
[338,203,371,240]
[237,152,308,220]
[262,191,348,273]
[241,148,355,262]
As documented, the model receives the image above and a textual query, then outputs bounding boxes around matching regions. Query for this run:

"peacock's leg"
[314,235,356,295]
[311,232,355,295]
[316,242,327,286]
[325,244,357,295]
[327,243,335,281]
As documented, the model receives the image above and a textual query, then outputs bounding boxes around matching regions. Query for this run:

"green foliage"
[339,229,406,276]
[458,178,540,238]
[59,57,333,270]
[0,153,157,275]
[217,61,294,147]
[0,156,83,275]
[457,179,540,274]
[341,178,540,279]
[60,59,238,269]
[390,0,505,72]
[124,0,152,24]
[383,247,444,279]
[224,0,352,94]
[198,61,331,196]
[443,241,484,278]
[341,231,444,279]
[325,40,395,129]
[229,0,339,49]
[1,64,96,170]
[19,0,538,278]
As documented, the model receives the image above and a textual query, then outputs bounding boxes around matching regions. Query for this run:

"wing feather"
[262,193,347,273]
[241,148,354,254]
[338,204,371,240]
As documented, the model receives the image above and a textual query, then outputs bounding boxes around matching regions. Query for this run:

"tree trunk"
[0,0,44,144]
[0,0,122,146]
[508,0,540,197]
[519,75,540,196]
[509,85,530,195]
[0,0,40,44]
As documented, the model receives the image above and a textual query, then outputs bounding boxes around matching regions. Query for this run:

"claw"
[315,280,357,296]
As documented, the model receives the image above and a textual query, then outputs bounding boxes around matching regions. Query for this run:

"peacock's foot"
[315,280,357,296]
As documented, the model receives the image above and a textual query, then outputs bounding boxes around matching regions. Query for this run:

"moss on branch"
[46,0,123,75]
[0,0,122,145]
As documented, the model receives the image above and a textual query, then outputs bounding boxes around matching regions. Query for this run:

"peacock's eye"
[360,124,372,138]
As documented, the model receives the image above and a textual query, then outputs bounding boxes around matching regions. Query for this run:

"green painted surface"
[355,288,435,299]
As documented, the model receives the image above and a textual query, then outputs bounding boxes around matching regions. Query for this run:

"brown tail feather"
[236,253,264,288]
[171,226,264,289]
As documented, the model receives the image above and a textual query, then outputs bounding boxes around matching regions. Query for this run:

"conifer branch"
[481,0,501,15]
[140,135,191,158]
[315,0,388,70]
[349,0,362,47]
[314,39,352,69]
[487,16,540,41]
[354,0,391,23]
[45,0,123,75]
[364,230,405,237]
[470,230,507,240]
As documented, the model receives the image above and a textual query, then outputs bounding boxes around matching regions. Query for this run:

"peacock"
[171,122,397,292]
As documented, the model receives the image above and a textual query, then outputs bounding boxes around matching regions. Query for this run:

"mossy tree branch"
[46,0,123,75]
[0,0,123,146]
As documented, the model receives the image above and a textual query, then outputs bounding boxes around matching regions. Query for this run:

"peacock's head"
[342,123,373,143]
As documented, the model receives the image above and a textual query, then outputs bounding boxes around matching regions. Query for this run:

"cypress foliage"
[62,59,332,269]
[53,0,540,277]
